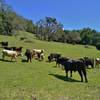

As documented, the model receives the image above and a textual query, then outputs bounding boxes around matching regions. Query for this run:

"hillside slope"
[0,32,100,100]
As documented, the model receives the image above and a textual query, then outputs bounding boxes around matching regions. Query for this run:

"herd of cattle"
[0,41,100,82]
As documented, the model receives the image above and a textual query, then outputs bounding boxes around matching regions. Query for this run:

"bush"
[96,43,100,50]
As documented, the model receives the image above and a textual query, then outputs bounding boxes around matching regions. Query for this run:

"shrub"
[96,43,100,50]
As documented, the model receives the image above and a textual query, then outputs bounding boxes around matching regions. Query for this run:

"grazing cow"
[25,49,33,62]
[0,41,8,47]
[56,57,88,82]
[33,49,44,60]
[2,49,22,61]
[95,58,100,68]
[48,53,61,62]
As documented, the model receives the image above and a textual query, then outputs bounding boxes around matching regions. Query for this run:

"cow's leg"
[11,54,16,61]
[65,70,68,77]
[97,63,100,68]
[15,56,17,62]
[30,57,32,62]
[27,56,29,62]
[78,70,83,82]
[27,57,29,62]
[56,62,60,67]
[82,69,88,82]
[11,56,13,61]
[41,55,44,60]
[2,53,4,60]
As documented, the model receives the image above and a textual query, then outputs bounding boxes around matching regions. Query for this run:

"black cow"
[25,49,33,62]
[4,47,13,50]
[0,41,8,47]
[56,57,88,82]
[56,57,69,67]
[48,53,61,62]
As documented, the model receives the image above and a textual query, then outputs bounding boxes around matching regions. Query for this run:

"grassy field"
[0,31,100,100]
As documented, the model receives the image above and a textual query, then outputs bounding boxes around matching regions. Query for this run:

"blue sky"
[6,0,100,31]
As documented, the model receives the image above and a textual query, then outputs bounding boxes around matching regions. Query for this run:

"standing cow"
[56,57,88,82]
[33,49,44,61]
[2,49,22,61]
[95,58,100,68]
[25,49,33,62]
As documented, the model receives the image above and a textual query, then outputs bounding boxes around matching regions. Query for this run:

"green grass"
[0,31,100,100]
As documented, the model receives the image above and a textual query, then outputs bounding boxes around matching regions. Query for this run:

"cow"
[33,49,44,60]
[56,57,88,82]
[12,47,23,52]
[80,57,94,68]
[0,41,8,47]
[56,56,69,67]
[2,49,22,61]
[25,49,33,62]
[48,53,61,67]
[4,46,23,52]
[4,47,13,50]
[48,53,61,62]
[95,58,100,68]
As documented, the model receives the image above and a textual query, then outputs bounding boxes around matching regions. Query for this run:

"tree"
[95,42,100,50]
[80,27,96,45]
[0,0,13,35]
[36,16,64,41]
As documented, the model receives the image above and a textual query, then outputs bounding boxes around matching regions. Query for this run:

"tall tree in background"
[36,17,64,41]
[0,0,36,35]
[0,0,13,35]
[80,27,96,45]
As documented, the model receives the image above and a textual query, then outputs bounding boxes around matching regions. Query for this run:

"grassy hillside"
[0,31,100,100]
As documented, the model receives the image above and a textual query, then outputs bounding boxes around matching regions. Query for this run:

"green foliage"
[36,16,64,41]
[0,0,36,35]
[80,28,96,45]
[95,42,100,50]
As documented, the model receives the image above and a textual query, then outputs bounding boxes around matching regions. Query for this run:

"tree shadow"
[48,73,81,82]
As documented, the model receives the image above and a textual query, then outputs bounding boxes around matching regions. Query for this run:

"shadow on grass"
[48,73,81,82]
[21,59,28,63]
[0,58,15,62]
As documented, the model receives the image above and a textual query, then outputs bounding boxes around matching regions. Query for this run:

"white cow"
[2,49,22,61]
[95,58,100,68]
[32,49,44,60]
